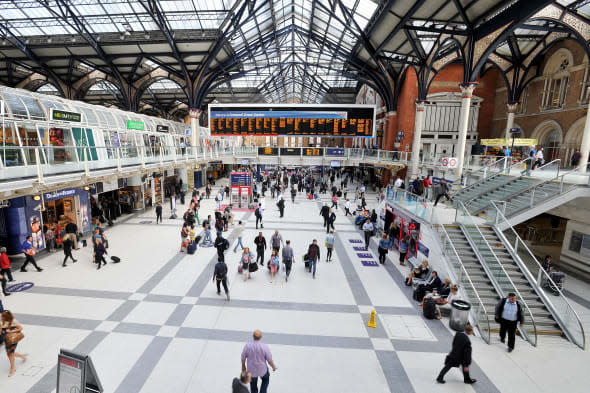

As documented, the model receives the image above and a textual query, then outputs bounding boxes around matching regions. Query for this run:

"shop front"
[42,188,91,236]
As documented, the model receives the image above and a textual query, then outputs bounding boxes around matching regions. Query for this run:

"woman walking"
[94,238,107,270]
[1,310,27,377]
[62,236,77,267]
[241,248,255,281]
[398,235,410,266]
[378,234,391,265]
[268,250,279,283]
[325,230,335,262]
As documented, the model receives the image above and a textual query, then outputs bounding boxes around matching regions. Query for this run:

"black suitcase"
[187,242,197,255]
[110,256,121,263]
[423,297,437,319]
[413,288,423,302]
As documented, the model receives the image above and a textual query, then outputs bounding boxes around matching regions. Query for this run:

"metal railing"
[385,187,433,222]
[455,201,538,346]
[434,223,492,343]
[486,201,586,349]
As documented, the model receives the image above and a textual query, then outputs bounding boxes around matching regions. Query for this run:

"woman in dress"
[241,248,254,281]
[1,310,26,377]
[268,250,279,283]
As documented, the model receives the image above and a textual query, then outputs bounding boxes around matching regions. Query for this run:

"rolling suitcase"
[187,241,197,255]
[423,297,437,319]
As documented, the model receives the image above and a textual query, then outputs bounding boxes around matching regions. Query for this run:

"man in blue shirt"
[495,293,524,352]
[21,235,43,272]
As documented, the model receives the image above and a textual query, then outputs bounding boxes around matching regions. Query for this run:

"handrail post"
[34,148,44,184]
[116,148,122,173]
[83,147,89,177]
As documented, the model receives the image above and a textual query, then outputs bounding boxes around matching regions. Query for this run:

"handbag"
[5,330,24,345]
[248,262,259,273]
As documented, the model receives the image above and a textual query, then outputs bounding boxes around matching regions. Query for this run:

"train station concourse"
[1,1,590,393]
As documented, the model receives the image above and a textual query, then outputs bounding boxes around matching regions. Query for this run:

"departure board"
[209,104,375,138]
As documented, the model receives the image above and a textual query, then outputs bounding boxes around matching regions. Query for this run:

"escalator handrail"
[488,201,586,349]
[455,200,538,346]
[436,224,492,344]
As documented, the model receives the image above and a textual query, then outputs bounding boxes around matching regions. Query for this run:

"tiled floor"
[0,178,589,393]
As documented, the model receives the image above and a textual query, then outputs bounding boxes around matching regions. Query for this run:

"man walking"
[290,187,297,203]
[214,233,229,262]
[306,239,320,279]
[255,203,264,229]
[241,330,277,393]
[326,208,336,233]
[270,230,284,254]
[434,179,451,207]
[282,240,295,282]
[21,235,42,272]
[155,202,163,224]
[213,258,230,300]
[436,324,477,384]
[495,293,524,352]
[233,221,245,253]
[320,203,330,227]
[362,219,374,249]
[344,199,352,216]
[254,232,267,266]
[277,196,285,218]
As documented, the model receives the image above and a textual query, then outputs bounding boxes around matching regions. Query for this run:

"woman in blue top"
[398,235,410,266]
[378,234,391,265]
[268,250,280,283]
[325,230,335,262]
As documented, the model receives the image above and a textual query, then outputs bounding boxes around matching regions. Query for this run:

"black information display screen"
[209,105,375,138]
[280,148,300,156]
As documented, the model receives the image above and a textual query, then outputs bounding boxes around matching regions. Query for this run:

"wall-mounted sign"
[258,147,278,156]
[185,128,192,136]
[509,127,521,134]
[280,148,300,156]
[50,109,81,123]
[156,125,169,133]
[43,188,78,202]
[481,138,538,147]
[127,120,145,130]
[441,157,458,168]
[326,148,345,156]
[303,148,323,156]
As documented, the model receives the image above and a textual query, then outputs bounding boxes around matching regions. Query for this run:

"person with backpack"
[255,203,264,229]
[494,293,524,353]
[213,259,230,300]
[214,232,229,262]
[290,187,297,203]
[325,230,335,262]
[306,239,321,279]
[282,240,295,282]
[276,196,285,218]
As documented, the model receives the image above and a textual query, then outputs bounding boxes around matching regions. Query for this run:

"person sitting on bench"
[416,271,442,300]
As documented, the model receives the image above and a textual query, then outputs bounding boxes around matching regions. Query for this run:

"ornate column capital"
[506,101,519,113]
[189,108,201,118]
[459,82,478,98]
[415,100,427,111]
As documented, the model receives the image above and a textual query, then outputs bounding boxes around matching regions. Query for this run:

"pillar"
[455,83,478,178]
[383,111,398,151]
[409,101,426,178]
[504,101,519,140]
[189,108,201,148]
[580,84,590,171]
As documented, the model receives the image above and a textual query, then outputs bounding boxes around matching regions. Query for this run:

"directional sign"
[51,109,81,123]
[441,157,458,168]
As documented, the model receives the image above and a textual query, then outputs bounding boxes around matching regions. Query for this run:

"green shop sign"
[127,120,145,130]
[51,109,81,123]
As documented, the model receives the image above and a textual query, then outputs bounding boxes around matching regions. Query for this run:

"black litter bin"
[449,299,471,331]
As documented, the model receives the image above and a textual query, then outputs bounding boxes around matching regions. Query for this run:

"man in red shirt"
[1,247,13,296]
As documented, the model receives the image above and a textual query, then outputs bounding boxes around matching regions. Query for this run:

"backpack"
[255,207,261,218]
[423,297,437,319]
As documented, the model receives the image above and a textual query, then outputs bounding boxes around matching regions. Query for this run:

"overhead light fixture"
[47,37,52,43]
[25,38,30,44]
[144,33,150,39]
[33,195,41,201]
[71,37,76,43]
[124,30,131,36]
[83,186,90,191]
[120,34,126,40]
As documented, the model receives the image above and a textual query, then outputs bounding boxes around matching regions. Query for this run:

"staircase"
[465,177,539,214]
[452,174,510,204]
[463,225,564,337]
[443,225,498,334]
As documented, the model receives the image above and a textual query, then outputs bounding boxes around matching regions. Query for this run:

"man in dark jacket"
[320,203,330,227]
[277,196,285,218]
[214,233,229,262]
[495,293,524,352]
[254,232,267,266]
[213,259,230,301]
[290,187,297,203]
[307,239,321,279]
[436,324,477,384]
[326,209,336,233]
[232,372,251,393]
[434,179,451,206]
[155,203,163,224]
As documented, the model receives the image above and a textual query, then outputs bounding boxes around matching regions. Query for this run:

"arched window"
[541,49,573,110]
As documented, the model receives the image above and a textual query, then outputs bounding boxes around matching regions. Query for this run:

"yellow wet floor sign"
[367,309,377,328]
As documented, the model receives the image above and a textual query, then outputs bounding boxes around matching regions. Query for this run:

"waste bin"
[449,299,471,331]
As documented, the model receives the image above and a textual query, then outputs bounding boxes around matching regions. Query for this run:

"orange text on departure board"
[271,118,277,133]
[248,118,254,133]
[255,118,262,133]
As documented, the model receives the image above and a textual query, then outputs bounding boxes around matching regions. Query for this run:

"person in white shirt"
[233,221,245,252]
[344,199,352,216]
[393,177,403,189]
[533,147,544,169]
